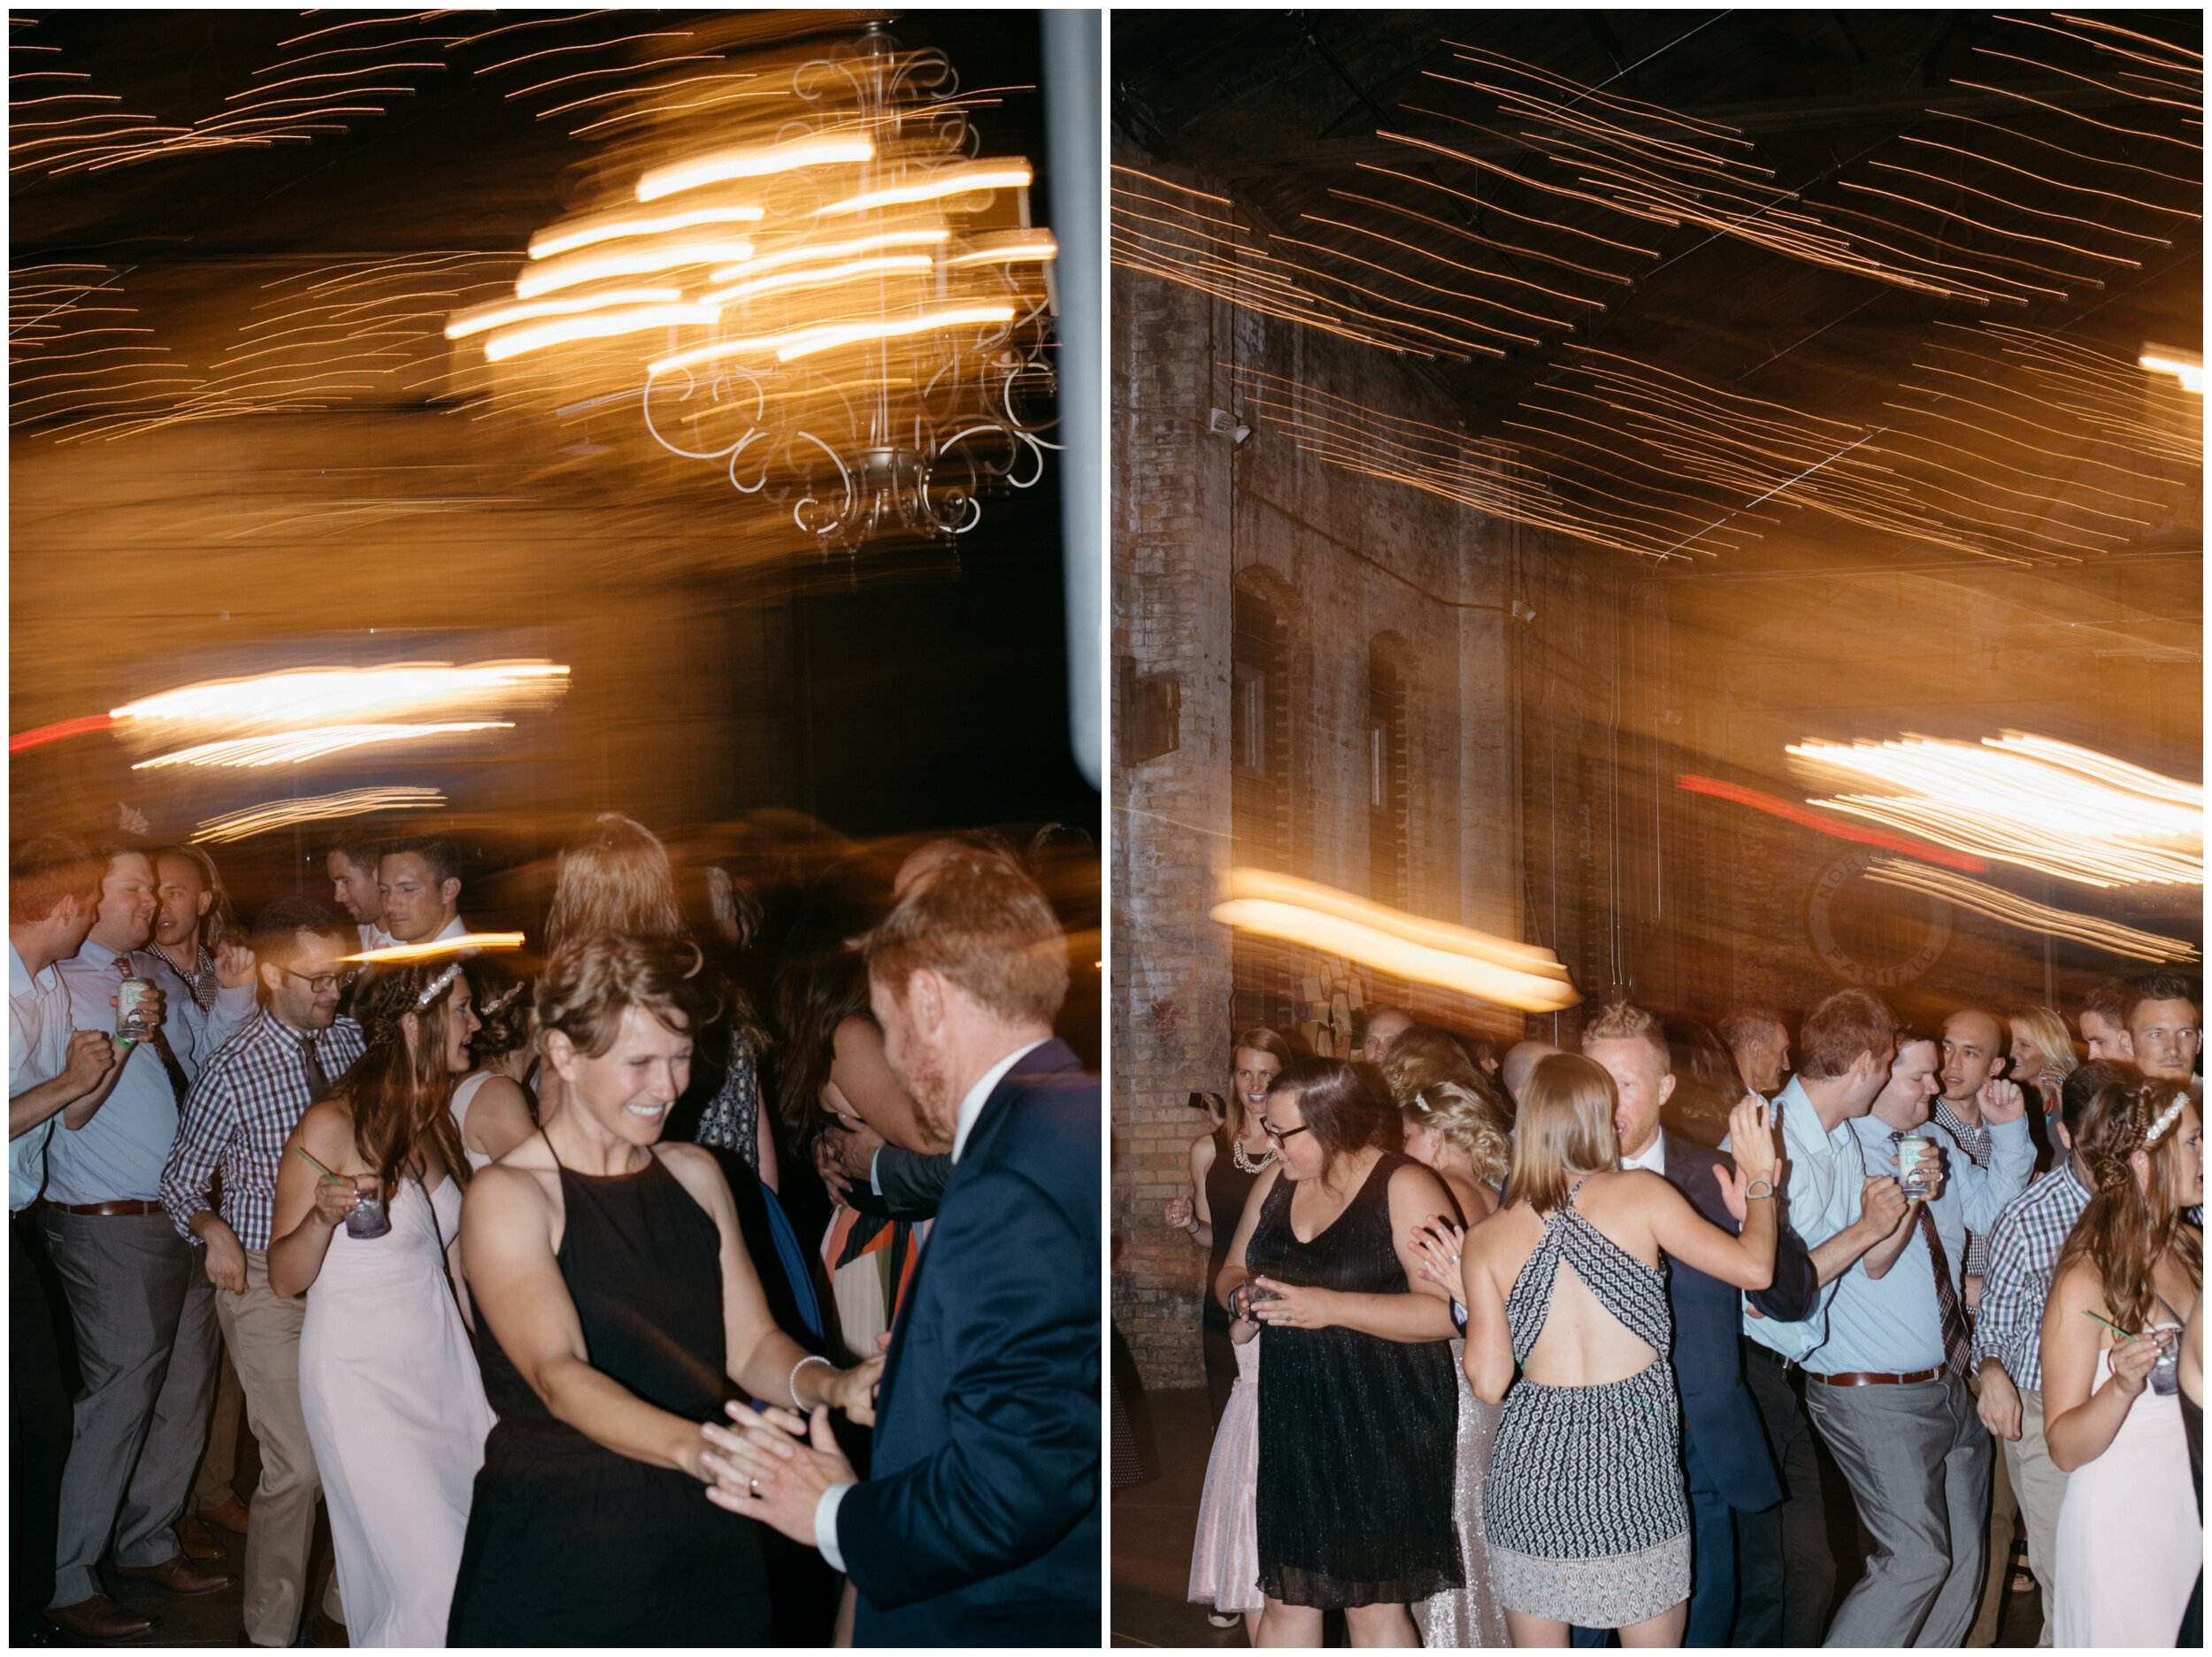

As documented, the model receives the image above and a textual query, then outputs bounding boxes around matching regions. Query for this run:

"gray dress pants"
[42,1208,219,1608]
[1809,1373,1993,1647]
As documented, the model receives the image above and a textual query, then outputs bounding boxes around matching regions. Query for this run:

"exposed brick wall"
[1111,145,1525,1392]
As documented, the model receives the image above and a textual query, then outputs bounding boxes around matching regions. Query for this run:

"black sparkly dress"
[1249,1152,1461,1608]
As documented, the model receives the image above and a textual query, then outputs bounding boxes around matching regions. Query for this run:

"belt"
[1810,1366,1941,1387]
[41,1199,165,1218]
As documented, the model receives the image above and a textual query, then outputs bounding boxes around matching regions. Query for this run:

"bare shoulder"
[1387,1155,1453,1212]
[471,1072,533,1110]
[1190,1132,1217,1172]
[2047,1254,2101,1314]
[294,1098,357,1158]
[655,1141,733,1213]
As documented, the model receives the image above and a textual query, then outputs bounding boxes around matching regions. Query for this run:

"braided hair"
[2055,1078,2202,1337]
[336,959,474,1198]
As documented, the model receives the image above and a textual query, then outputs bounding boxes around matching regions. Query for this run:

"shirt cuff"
[867,1148,883,1197]
[815,1480,854,1572]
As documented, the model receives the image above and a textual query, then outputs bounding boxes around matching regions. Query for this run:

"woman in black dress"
[449,933,881,1645]
[1218,1060,1463,1647]
[1165,1026,1294,1424]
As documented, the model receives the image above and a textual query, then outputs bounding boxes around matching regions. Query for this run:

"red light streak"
[1674,775,1989,873]
[10,714,114,753]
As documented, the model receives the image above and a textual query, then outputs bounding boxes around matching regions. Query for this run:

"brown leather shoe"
[310,1610,349,1647]
[44,1595,155,1641]
[201,1492,251,1536]
[112,1553,234,1595]
[173,1514,225,1561]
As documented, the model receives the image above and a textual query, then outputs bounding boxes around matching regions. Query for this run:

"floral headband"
[2145,1093,2191,1147]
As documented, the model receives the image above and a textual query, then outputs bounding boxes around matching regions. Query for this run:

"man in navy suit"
[703,850,1100,1646]
[1583,1002,1819,1647]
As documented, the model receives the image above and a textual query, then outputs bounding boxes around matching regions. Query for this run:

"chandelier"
[446,26,1059,548]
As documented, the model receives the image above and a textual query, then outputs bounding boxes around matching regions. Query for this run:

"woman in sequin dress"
[1462,1055,1779,1645]
[1219,1060,1462,1647]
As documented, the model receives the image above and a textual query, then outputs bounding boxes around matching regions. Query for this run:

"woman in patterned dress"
[1461,1055,1779,1646]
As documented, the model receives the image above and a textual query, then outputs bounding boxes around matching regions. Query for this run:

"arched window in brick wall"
[1230,578,1294,1032]
[1367,634,1410,910]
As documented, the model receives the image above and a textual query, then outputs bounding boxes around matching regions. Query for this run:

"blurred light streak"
[192,787,447,845]
[113,663,569,735]
[636,136,874,200]
[515,236,757,299]
[1789,735,2203,889]
[773,303,1015,363]
[134,725,515,771]
[2139,349,2204,394]
[529,203,764,260]
[339,933,526,964]
[1864,859,2199,964]
[1211,868,1579,1015]
[815,159,1032,216]
[445,286,685,339]
[484,302,720,362]
[9,714,115,753]
[1674,775,1990,872]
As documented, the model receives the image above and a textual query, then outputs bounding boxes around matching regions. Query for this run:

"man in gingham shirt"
[159,897,363,1648]
[1970,1061,2123,1648]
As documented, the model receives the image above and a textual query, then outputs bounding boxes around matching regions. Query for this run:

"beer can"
[1895,1133,1932,1201]
[115,976,156,1044]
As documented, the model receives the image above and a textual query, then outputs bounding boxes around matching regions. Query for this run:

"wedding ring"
[749,1476,761,1499]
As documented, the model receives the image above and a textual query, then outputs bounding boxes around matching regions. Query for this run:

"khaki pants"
[2004,1389,2069,1648]
[1970,1422,2018,1646]
[214,1250,340,1646]
[192,1351,248,1512]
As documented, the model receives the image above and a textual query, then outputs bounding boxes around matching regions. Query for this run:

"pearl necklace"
[1231,1136,1277,1175]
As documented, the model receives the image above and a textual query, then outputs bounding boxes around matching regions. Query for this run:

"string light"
[192,786,447,845]
[134,724,516,770]
[1863,859,2199,964]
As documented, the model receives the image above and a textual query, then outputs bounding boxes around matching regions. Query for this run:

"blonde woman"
[2007,1007,2078,1147]
[1402,1079,1514,1647]
[1463,1055,1778,1646]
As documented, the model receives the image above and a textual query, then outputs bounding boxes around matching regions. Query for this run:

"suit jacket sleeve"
[834,1159,1098,1609]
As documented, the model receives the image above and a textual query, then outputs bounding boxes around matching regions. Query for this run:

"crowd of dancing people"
[1170,975,2203,1648]
[11,816,1101,1647]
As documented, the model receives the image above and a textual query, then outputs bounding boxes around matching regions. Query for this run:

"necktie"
[299,1032,331,1101]
[1916,1201,1972,1383]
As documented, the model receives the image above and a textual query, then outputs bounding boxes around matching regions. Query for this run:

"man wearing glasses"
[159,897,363,1649]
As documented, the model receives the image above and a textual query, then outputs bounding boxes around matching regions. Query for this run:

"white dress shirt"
[1623,1127,1667,1176]
[812,1036,1049,1569]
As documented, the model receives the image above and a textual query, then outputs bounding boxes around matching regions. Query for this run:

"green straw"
[2081,1308,2137,1339]
[293,1144,347,1184]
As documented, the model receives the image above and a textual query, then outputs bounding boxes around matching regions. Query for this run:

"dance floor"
[1110,1385,2050,1650]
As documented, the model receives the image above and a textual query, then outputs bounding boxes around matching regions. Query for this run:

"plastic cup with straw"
[296,1145,388,1239]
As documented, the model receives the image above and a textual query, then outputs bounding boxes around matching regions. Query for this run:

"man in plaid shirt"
[159,897,363,1648]
[1970,1061,2125,1648]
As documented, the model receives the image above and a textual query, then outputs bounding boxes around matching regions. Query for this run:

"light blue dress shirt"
[47,938,253,1204]
[1807,1114,2036,1377]
[1738,1074,1869,1362]
[10,942,75,1210]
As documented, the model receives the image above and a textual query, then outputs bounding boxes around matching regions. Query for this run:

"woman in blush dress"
[268,960,495,1647]
[1166,1027,1294,1427]
[2044,1080,2203,1647]
[1399,1078,1514,1648]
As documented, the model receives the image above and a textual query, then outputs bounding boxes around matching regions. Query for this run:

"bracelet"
[788,1353,833,1412]
[1746,1179,1775,1201]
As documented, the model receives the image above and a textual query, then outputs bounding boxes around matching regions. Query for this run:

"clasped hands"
[695,1343,886,1547]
